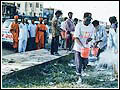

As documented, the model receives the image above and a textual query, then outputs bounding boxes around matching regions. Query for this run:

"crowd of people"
[10,10,118,83]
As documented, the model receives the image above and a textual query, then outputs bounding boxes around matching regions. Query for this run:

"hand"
[86,38,92,44]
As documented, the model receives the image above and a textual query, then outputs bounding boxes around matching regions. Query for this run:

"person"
[74,18,78,26]
[92,20,107,58]
[18,18,29,53]
[44,19,50,48]
[60,17,68,49]
[99,16,118,80]
[51,10,63,55]
[73,12,95,83]
[66,12,75,51]
[35,17,47,49]
[28,20,36,50]
[10,15,19,52]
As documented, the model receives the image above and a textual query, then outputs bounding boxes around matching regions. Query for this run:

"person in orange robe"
[35,17,47,49]
[10,16,19,52]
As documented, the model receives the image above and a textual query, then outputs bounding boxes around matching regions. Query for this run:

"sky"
[43,1,119,24]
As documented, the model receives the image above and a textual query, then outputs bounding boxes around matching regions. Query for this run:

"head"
[32,20,34,24]
[39,17,43,24]
[92,20,99,30]
[83,12,92,26]
[68,12,73,19]
[55,10,63,18]
[25,19,29,24]
[64,17,68,21]
[14,15,18,23]
[74,18,78,25]
[109,16,118,29]
[44,19,48,25]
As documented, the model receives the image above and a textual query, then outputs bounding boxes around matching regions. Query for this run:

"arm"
[74,23,85,48]
[75,37,85,48]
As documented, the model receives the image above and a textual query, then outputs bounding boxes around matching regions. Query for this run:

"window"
[30,3,32,7]
[40,4,43,8]
[36,3,39,8]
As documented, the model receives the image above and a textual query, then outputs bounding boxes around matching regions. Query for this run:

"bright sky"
[43,1,119,24]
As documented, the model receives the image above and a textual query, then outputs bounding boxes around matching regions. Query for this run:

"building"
[15,2,43,17]
[2,2,17,19]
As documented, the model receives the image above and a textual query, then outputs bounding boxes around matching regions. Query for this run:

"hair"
[55,10,63,15]
[92,20,99,26]
[68,12,73,15]
[109,16,117,24]
[84,12,92,18]
[64,17,68,21]
[74,18,78,21]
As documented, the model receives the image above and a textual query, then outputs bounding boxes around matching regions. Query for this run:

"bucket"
[91,48,99,56]
[81,48,90,58]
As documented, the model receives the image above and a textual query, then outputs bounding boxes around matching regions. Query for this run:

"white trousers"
[18,39,27,53]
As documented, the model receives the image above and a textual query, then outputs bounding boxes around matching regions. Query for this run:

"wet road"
[2,42,15,56]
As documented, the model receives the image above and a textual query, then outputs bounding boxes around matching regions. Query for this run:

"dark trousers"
[51,36,59,54]
[75,51,88,74]
[26,37,36,51]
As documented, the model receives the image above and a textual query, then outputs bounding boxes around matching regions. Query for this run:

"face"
[68,13,73,19]
[32,20,34,24]
[84,16,92,26]
[94,25,99,32]
[56,13,62,18]
[111,22,118,29]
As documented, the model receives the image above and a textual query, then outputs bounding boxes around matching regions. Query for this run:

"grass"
[2,58,118,88]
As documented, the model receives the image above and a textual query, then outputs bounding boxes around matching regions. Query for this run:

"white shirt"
[60,21,67,31]
[73,22,95,52]
[28,24,36,37]
[93,25,107,49]
[19,23,29,40]
[107,28,118,52]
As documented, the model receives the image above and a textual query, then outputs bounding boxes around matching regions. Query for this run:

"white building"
[15,2,43,17]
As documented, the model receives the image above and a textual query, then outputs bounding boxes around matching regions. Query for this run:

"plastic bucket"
[91,48,99,56]
[81,48,90,58]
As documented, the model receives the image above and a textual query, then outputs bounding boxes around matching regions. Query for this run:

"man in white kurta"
[28,20,36,50]
[18,19,29,53]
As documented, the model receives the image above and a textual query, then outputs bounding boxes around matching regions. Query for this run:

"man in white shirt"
[92,20,107,57]
[60,17,68,49]
[73,12,95,82]
[28,20,36,50]
[18,19,29,53]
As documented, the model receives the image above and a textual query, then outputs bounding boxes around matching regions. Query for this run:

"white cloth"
[45,24,50,35]
[73,22,95,52]
[28,24,36,37]
[60,21,67,31]
[99,28,118,69]
[18,23,29,52]
[19,23,29,40]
